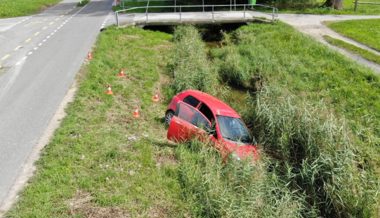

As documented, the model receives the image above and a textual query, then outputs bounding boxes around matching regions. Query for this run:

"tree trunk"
[323,0,343,10]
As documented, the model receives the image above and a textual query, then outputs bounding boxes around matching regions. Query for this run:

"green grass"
[276,0,380,14]
[324,35,380,64]
[7,21,380,217]
[327,19,380,51]
[7,27,189,217]
[77,0,90,7]
[212,22,380,146]
[0,0,61,18]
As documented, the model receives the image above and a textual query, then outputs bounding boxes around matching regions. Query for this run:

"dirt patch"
[68,190,130,218]
[155,153,177,168]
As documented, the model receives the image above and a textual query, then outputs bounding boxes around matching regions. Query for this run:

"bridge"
[114,3,278,27]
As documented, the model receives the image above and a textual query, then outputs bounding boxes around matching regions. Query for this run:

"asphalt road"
[0,0,113,209]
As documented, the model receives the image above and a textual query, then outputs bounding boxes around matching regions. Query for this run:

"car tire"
[165,110,174,126]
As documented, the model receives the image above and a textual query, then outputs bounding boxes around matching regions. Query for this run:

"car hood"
[223,140,259,161]
[234,145,259,161]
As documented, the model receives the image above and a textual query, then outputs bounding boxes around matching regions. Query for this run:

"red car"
[165,90,258,161]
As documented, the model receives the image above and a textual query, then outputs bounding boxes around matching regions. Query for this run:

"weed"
[167,25,218,95]
[176,140,309,218]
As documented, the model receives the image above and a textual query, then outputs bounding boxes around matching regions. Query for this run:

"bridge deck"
[116,11,274,26]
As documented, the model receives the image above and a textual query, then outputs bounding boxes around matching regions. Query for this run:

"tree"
[323,0,343,9]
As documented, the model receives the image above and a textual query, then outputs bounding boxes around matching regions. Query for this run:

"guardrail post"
[272,7,275,21]
[212,5,215,22]
[244,4,246,19]
[180,6,182,23]
[354,0,359,11]
[115,11,119,26]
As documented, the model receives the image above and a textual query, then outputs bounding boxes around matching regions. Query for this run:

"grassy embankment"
[8,22,380,217]
[274,0,380,14]
[0,0,61,18]
[323,35,380,64]
[7,27,189,217]
[327,19,380,51]
[171,24,380,217]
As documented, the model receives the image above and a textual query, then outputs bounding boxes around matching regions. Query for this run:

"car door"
[167,102,211,142]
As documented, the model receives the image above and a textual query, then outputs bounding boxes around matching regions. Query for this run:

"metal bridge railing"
[115,4,278,26]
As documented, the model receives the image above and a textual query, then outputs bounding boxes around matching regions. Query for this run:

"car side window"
[177,103,211,130]
[199,103,214,122]
[183,95,200,108]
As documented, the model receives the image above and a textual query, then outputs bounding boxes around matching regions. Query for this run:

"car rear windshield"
[217,116,252,144]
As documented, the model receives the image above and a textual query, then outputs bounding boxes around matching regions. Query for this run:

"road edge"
[0,81,78,217]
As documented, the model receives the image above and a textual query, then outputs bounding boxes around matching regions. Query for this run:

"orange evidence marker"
[106,85,113,95]
[152,94,160,102]
[133,108,140,118]
[117,69,126,77]
[87,52,93,60]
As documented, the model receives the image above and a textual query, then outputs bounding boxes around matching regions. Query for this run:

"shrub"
[167,25,218,94]
[176,140,309,218]
[247,86,379,217]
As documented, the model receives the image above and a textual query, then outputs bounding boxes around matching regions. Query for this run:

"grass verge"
[327,19,380,51]
[323,35,380,65]
[7,27,189,217]
[0,0,61,18]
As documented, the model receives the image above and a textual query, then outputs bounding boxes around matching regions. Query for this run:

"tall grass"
[212,22,380,157]
[167,25,218,95]
[0,0,60,18]
[176,140,309,218]
[247,86,379,217]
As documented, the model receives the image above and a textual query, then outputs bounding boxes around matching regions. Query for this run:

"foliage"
[167,25,218,95]
[77,0,90,7]
[247,87,379,217]
[176,140,309,218]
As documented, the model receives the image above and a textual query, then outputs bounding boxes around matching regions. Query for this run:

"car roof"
[179,90,240,118]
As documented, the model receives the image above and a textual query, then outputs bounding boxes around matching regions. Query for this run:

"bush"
[247,87,379,217]
[167,25,218,94]
[176,140,309,218]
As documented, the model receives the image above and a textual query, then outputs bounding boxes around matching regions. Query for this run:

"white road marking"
[33,47,38,51]
[15,57,27,66]
[25,38,32,43]
[1,54,10,61]
[49,22,54,25]
[38,43,43,46]
[42,26,48,30]
[14,46,22,51]
[27,51,33,56]
[43,39,47,42]
[34,32,40,36]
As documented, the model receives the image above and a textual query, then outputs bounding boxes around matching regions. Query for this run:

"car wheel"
[165,110,174,126]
